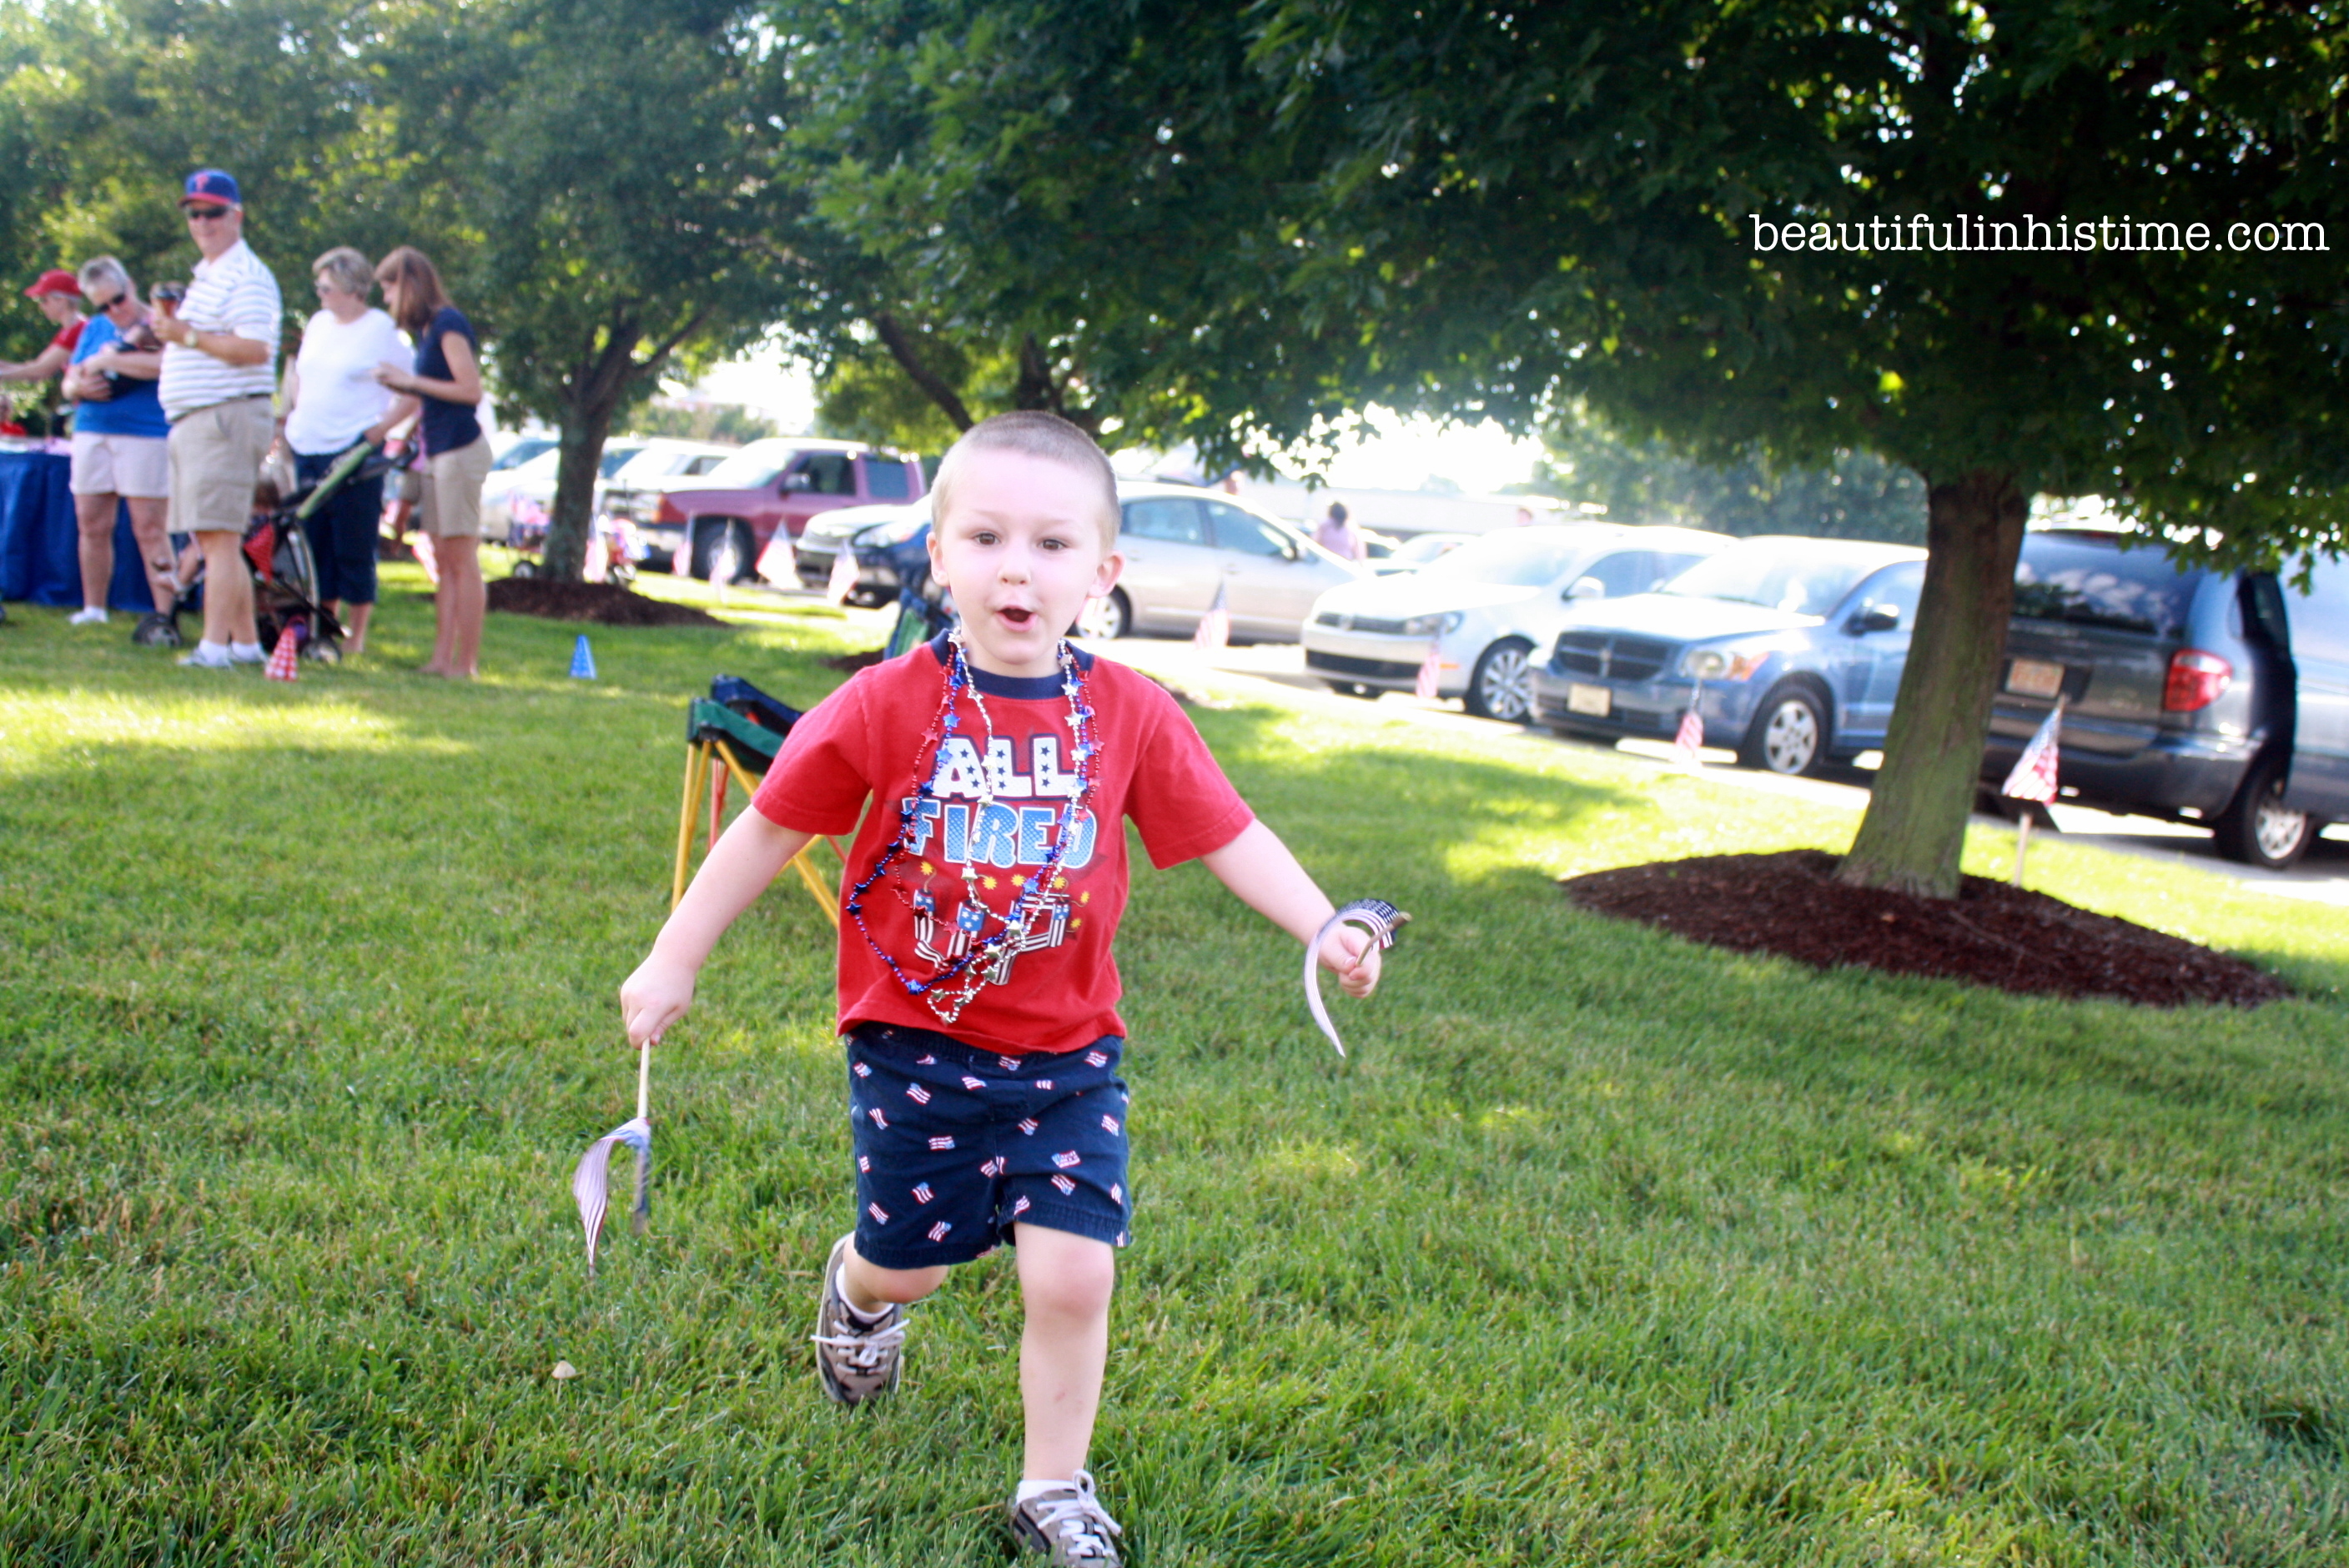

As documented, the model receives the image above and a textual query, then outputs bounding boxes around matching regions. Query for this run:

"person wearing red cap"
[0,269,88,390]
[151,168,282,668]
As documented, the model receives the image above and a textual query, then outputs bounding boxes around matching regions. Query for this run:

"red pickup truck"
[647,437,928,580]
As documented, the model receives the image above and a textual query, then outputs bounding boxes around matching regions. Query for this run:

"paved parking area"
[1081,632,2349,907]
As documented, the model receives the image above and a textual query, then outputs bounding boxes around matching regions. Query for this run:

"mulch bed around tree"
[1561,850,2284,1008]
[483,579,725,627]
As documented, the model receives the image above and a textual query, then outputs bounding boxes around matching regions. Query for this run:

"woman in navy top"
[61,255,180,640]
[373,246,491,678]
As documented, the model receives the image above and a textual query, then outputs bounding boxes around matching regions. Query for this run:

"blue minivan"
[1980,530,2349,867]
[1529,535,1929,774]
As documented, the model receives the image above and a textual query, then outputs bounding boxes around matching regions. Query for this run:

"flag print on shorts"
[1052,1174,1076,1195]
[1052,1152,1082,1170]
[906,1083,933,1104]
[928,1221,952,1242]
[913,1183,934,1204]
[961,1075,986,1091]
[928,1135,957,1151]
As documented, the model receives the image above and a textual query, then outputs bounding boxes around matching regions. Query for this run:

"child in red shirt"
[621,412,1380,1565]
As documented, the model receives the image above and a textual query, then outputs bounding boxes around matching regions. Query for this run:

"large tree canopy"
[822,0,2346,895]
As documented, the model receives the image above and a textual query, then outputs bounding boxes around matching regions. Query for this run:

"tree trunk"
[541,401,617,584]
[542,333,641,584]
[1837,470,2029,897]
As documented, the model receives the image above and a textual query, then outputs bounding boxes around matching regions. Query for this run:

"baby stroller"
[174,441,410,662]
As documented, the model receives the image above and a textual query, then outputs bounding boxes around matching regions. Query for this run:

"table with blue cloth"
[0,447,161,612]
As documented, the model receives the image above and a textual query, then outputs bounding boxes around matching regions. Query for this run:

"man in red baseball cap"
[0,269,88,389]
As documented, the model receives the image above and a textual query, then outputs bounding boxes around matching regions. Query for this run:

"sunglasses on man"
[184,205,231,221]
[87,293,128,311]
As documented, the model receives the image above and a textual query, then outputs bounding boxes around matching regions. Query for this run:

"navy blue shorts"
[845,1023,1133,1269]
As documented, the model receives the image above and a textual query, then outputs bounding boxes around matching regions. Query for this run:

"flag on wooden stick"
[1192,581,1230,652]
[1413,643,1441,701]
[826,545,859,605]
[572,1045,652,1275]
[1669,708,1704,767]
[2001,700,2065,886]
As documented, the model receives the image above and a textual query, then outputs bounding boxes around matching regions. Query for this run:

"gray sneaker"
[1008,1471,1124,1565]
[811,1234,905,1405]
[131,612,183,648]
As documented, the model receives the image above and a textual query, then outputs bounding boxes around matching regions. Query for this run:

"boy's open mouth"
[998,606,1038,629]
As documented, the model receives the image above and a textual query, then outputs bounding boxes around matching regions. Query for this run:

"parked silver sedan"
[1080,483,1368,641]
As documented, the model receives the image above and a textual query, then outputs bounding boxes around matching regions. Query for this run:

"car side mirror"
[782,471,814,493]
[1565,576,1605,601]
[1850,604,1900,634]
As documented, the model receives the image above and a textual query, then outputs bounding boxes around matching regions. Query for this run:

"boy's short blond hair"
[931,411,1119,547]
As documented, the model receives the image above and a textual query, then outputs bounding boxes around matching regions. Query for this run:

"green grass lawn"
[3,568,2343,1565]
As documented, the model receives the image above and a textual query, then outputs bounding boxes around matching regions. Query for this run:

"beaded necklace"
[843,629,1099,1027]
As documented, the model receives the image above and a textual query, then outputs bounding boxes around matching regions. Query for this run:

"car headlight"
[1400,611,1464,637]
[1682,648,1766,681]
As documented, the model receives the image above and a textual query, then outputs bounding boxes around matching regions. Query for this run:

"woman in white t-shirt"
[275,246,408,655]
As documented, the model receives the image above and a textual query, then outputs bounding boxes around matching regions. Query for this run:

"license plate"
[2007,658,2064,699]
[1567,683,1612,717]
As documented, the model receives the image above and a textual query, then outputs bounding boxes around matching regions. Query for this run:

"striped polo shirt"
[158,238,283,421]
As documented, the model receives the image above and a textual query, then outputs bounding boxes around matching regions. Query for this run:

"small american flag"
[571,1115,651,1276]
[1669,708,1704,767]
[2002,701,2064,804]
[571,1042,655,1275]
[825,545,858,605]
[1414,643,1441,701]
[1192,581,1230,651]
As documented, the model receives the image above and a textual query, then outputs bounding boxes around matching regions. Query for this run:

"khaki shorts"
[167,396,274,535]
[71,430,170,499]
[417,437,495,539]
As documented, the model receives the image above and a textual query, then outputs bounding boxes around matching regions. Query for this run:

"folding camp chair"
[672,675,845,924]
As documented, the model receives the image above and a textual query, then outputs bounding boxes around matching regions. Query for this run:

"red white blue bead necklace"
[843,628,1098,1027]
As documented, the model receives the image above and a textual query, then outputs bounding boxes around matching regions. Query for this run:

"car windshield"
[1659,546,1878,616]
[2013,535,2201,636]
[701,443,801,489]
[1416,529,1597,587]
[597,445,644,479]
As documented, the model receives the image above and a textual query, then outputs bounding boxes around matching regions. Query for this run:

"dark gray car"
[1979,530,2349,867]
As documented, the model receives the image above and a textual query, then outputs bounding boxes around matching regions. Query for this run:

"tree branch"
[872,311,975,431]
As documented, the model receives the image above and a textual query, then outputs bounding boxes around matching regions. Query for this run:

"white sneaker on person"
[228,641,265,664]
[68,606,108,626]
[178,641,234,669]
[1007,1471,1124,1565]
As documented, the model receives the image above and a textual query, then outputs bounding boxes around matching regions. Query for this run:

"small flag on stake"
[1413,642,1441,701]
[1670,707,1704,767]
[2001,701,2064,804]
[570,633,597,681]
[2001,699,2065,885]
[826,545,859,605]
[1192,581,1230,653]
[264,624,300,681]
[572,1044,653,1275]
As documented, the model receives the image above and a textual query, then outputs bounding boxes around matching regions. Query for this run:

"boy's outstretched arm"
[1199,819,1381,998]
[619,808,815,1048]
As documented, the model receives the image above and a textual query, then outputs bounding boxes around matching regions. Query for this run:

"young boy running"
[620,411,1381,1565]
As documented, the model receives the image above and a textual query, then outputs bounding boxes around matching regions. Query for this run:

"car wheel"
[1463,638,1534,721]
[691,518,755,584]
[511,558,538,580]
[1079,589,1132,640]
[1739,683,1829,776]
[2212,749,2315,869]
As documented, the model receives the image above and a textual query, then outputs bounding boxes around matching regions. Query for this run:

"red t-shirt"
[753,637,1254,1056]
[49,318,85,355]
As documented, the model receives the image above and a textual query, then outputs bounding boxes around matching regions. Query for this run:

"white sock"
[1015,1480,1073,1505]
[836,1265,891,1324]
[230,641,264,660]
[194,640,228,657]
